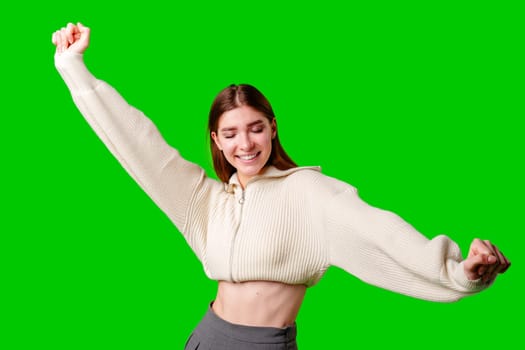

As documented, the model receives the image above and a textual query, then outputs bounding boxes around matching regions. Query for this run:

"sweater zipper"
[230,189,245,281]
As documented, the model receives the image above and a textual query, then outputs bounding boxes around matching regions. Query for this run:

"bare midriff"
[212,280,306,328]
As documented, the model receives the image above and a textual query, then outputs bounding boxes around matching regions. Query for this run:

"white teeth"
[239,153,257,160]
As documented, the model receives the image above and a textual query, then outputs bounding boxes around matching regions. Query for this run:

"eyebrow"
[219,120,265,132]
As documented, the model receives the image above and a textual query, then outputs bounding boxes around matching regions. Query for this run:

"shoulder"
[279,166,357,197]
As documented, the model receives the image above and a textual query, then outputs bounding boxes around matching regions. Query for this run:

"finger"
[483,264,498,282]
[486,241,506,277]
[66,22,75,44]
[500,260,511,274]
[468,238,493,258]
[467,253,496,277]
[57,29,64,53]
[481,264,499,283]
[52,31,60,54]
[78,22,91,40]
[60,28,69,52]
[71,23,81,40]
[469,239,497,265]
[57,28,63,52]
[482,242,509,282]
[477,255,495,277]
[483,242,499,276]
[477,262,488,276]
[500,249,511,273]
[483,240,497,256]
[464,254,488,280]
[78,23,90,40]
[58,30,64,53]
[493,245,505,269]
[494,246,511,275]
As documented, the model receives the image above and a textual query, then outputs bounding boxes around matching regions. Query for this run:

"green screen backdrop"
[1,1,522,349]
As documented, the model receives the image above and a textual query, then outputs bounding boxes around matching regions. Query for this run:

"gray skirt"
[184,304,298,350]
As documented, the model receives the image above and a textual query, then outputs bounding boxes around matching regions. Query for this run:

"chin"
[237,166,264,178]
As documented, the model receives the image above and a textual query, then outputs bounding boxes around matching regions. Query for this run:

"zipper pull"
[239,190,245,204]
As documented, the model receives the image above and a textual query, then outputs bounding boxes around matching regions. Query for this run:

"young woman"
[52,23,510,349]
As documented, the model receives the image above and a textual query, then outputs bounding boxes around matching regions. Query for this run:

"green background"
[1,1,522,349]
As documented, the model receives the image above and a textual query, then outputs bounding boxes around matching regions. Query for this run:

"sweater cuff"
[453,260,486,292]
[54,51,99,94]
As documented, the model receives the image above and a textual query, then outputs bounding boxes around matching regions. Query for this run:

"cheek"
[220,140,236,155]
[259,133,274,150]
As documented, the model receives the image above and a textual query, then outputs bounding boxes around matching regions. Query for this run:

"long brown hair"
[208,84,297,183]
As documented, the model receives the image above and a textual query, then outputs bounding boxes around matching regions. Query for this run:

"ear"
[211,131,223,151]
[271,119,277,139]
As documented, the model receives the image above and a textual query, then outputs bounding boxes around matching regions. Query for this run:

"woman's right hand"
[52,22,90,55]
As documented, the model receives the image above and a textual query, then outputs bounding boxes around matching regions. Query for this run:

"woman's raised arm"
[52,23,220,244]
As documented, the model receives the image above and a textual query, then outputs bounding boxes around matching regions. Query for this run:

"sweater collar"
[226,165,321,192]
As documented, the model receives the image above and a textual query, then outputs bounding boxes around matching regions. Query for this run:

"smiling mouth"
[236,152,260,161]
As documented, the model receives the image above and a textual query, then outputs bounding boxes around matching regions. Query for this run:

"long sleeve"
[54,52,219,257]
[325,186,487,302]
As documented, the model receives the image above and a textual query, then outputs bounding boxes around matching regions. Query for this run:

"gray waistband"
[197,304,297,344]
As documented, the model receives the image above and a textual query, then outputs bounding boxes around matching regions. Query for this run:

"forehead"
[218,105,268,129]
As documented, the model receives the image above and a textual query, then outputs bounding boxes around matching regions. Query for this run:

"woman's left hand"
[463,238,511,283]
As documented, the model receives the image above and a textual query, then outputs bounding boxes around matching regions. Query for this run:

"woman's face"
[211,105,276,188]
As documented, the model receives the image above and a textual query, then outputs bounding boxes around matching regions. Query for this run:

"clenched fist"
[52,22,90,55]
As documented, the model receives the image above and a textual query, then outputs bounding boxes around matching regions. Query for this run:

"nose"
[239,132,254,150]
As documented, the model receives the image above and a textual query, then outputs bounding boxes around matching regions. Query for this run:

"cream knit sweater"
[55,52,486,302]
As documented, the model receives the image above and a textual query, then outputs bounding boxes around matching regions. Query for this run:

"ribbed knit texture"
[55,52,487,302]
